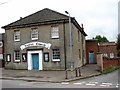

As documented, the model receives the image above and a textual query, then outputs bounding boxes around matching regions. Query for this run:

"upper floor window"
[14,30,20,41]
[52,49,60,61]
[78,31,80,42]
[110,53,114,58]
[31,28,38,40]
[81,35,83,44]
[0,42,3,47]
[51,26,59,39]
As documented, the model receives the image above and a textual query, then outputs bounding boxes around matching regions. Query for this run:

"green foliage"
[93,35,109,42]
[116,34,120,56]
[102,65,120,74]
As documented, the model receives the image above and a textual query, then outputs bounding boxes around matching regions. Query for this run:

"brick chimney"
[81,24,84,30]
[20,17,22,19]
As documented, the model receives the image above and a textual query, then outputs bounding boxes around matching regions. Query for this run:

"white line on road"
[73,83,82,85]
[86,83,96,86]
[100,84,110,87]
[102,83,112,85]
[61,82,69,85]
[81,82,85,84]
[89,82,98,84]
[116,84,119,88]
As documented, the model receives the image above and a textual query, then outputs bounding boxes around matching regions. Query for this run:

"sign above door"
[20,42,51,50]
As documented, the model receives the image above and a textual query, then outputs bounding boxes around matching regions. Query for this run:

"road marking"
[73,83,82,85]
[100,83,112,87]
[100,84,110,87]
[61,82,69,85]
[116,84,119,88]
[89,82,98,84]
[102,83,112,85]
[81,82,85,84]
[86,83,96,86]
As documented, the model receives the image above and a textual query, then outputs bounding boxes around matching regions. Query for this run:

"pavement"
[1,64,101,83]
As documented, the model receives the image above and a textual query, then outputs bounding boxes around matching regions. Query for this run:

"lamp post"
[65,11,74,78]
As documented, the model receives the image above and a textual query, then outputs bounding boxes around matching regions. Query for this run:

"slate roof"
[2,8,87,36]
[2,8,68,28]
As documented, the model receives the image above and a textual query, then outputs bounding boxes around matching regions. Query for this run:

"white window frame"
[14,51,20,62]
[110,53,114,58]
[0,54,3,59]
[104,53,108,57]
[14,30,20,41]
[52,49,60,61]
[0,42,3,47]
[51,26,59,39]
[31,28,38,40]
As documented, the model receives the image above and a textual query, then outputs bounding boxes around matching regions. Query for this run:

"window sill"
[31,38,39,41]
[52,59,60,62]
[14,60,20,63]
[14,40,20,42]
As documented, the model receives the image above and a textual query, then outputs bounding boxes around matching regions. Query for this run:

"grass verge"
[102,64,120,74]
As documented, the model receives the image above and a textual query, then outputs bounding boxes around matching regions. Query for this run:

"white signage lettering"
[20,42,51,50]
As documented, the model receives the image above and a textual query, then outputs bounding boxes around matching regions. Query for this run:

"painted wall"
[4,22,86,70]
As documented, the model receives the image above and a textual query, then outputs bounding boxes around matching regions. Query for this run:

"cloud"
[0,0,119,41]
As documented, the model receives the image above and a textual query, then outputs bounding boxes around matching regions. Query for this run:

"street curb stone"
[1,73,101,83]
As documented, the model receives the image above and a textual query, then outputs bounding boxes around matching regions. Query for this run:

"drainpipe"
[63,20,67,70]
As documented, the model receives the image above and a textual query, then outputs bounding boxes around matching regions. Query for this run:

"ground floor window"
[104,53,108,57]
[52,49,60,61]
[110,53,114,58]
[14,51,20,62]
[0,42,3,47]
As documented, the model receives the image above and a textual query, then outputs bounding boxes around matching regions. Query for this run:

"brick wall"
[86,39,98,64]
[99,45,117,58]
[0,34,4,67]
[103,57,120,69]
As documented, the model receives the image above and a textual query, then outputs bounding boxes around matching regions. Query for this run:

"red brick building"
[0,33,4,67]
[86,40,118,64]
[99,42,117,58]
[86,39,98,64]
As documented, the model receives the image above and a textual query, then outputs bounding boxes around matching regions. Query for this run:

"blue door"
[32,54,39,69]
[89,52,94,63]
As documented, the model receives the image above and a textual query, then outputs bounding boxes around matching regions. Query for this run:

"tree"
[93,35,109,42]
[116,34,120,57]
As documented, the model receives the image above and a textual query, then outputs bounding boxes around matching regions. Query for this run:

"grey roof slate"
[3,8,69,28]
[2,8,87,36]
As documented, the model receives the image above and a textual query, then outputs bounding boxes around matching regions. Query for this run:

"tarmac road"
[1,69,119,88]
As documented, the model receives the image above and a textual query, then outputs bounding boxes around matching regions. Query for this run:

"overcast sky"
[0,0,119,41]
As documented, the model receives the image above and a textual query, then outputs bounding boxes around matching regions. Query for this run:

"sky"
[0,0,119,41]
